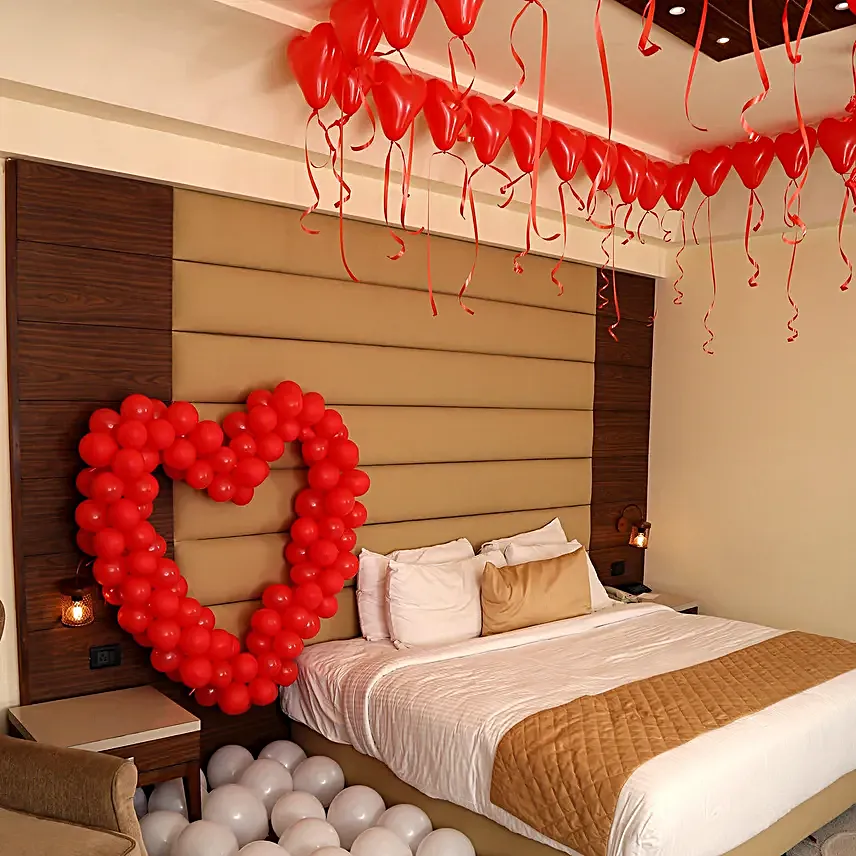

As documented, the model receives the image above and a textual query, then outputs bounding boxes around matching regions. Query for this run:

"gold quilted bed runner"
[491,631,856,856]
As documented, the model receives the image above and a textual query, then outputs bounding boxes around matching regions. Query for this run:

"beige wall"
[646,222,856,640]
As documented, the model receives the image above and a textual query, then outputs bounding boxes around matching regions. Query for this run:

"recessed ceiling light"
[669,5,686,14]
[716,36,730,44]
[835,2,849,10]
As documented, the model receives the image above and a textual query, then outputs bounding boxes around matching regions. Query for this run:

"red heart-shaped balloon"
[774,127,818,181]
[424,78,470,152]
[689,146,732,197]
[287,23,343,112]
[818,117,856,177]
[731,136,775,191]
[331,0,382,68]
[373,0,428,50]
[638,160,670,212]
[434,0,485,38]
[467,96,513,166]
[583,136,618,191]
[615,144,648,205]
[372,60,428,142]
[334,65,372,117]
[508,109,552,174]
[664,163,694,210]
[548,123,587,183]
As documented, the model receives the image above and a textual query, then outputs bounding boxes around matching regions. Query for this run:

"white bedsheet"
[282,603,856,856]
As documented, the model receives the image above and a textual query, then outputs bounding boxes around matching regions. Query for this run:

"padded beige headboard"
[171,191,596,644]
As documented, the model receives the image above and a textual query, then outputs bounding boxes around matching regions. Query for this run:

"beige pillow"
[481,550,592,636]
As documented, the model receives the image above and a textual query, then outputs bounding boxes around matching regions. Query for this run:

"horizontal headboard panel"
[172,190,597,644]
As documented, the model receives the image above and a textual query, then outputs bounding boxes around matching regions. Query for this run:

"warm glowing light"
[836,2,849,11]
[71,602,85,622]
[60,578,94,627]
[716,37,730,44]
[669,6,686,15]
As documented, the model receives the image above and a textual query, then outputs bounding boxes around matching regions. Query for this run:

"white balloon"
[326,786,386,848]
[134,787,148,819]
[291,757,345,808]
[148,779,189,817]
[271,791,326,838]
[200,769,209,793]
[139,810,188,856]
[203,784,269,848]
[378,804,433,853]
[416,828,476,856]
[238,758,294,815]
[172,820,239,856]
[259,740,307,773]
[238,842,289,855]
[208,745,255,789]
[278,817,340,856]
[313,849,350,856]
[351,826,412,856]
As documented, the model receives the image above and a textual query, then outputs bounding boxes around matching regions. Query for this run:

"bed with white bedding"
[283,602,856,856]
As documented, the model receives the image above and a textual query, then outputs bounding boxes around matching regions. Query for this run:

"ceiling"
[223,0,856,159]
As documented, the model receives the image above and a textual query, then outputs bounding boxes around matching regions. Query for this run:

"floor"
[788,806,856,855]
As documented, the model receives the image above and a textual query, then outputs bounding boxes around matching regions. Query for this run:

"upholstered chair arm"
[0,734,142,841]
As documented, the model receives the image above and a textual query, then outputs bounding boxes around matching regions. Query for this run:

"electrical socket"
[89,643,121,670]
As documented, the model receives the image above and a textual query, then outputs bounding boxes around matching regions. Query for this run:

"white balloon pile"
[137,740,476,856]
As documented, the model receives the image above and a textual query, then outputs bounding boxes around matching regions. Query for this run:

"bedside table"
[8,686,202,820]
[638,591,699,614]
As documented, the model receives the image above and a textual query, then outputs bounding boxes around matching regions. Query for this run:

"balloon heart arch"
[74,383,369,716]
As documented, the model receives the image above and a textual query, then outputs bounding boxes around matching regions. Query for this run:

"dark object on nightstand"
[616,582,652,596]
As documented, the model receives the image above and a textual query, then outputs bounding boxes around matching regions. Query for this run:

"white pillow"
[479,517,567,554]
[504,541,612,612]
[356,537,474,641]
[386,550,506,648]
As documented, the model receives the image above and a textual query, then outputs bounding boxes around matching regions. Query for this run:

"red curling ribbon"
[847,38,856,115]
[838,185,853,292]
[589,0,615,210]
[702,197,717,355]
[784,193,801,343]
[638,1,661,57]
[551,182,569,295]
[671,209,686,305]
[460,176,480,312]
[596,193,616,312]
[332,118,359,283]
[684,0,709,133]
[741,0,770,141]
[301,111,324,235]
[608,220,621,342]
[351,97,377,153]
[448,36,477,99]
[691,196,705,246]
[383,142,407,261]
[619,203,637,245]
[513,212,532,276]
[745,189,760,288]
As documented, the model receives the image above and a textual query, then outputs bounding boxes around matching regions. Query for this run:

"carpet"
[787,806,856,855]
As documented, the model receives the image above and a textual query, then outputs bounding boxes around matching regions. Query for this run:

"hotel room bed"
[283,602,856,856]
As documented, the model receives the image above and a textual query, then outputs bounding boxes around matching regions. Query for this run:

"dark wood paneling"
[600,271,656,325]
[590,501,648,550]
[592,410,650,458]
[594,364,652,411]
[596,317,653,369]
[108,732,199,768]
[17,322,171,402]
[15,161,172,257]
[590,455,648,504]
[16,242,172,328]
[589,545,645,584]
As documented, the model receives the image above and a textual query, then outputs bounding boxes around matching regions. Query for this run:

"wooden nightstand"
[638,591,700,614]
[8,686,202,820]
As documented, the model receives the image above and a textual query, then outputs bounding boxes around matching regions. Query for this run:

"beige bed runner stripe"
[491,631,856,856]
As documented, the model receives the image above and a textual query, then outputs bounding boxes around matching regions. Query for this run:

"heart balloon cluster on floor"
[137,741,477,856]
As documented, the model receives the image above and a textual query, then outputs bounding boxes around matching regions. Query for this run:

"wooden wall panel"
[589,271,655,583]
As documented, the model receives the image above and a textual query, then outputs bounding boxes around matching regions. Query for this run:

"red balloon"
[180,656,213,689]
[209,446,238,474]
[189,420,224,455]
[257,654,283,680]
[223,411,249,439]
[319,568,346,596]
[90,408,121,434]
[295,489,326,519]
[309,461,340,491]
[262,584,293,611]
[296,582,324,611]
[121,394,153,422]
[150,588,180,619]
[334,551,359,580]
[128,551,157,577]
[732,136,775,191]
[80,432,118,468]
[287,23,343,112]
[247,390,272,409]
[210,662,233,689]
[277,660,300,686]
[195,686,219,707]
[273,382,304,418]
[373,0,427,49]
[102,585,123,606]
[185,460,215,490]
[331,0,382,67]
[180,626,211,656]
[107,498,142,531]
[112,448,145,480]
[75,467,99,497]
[208,476,236,503]
[372,60,428,142]
[548,123,587,183]
[140,448,160,473]
[121,575,152,605]
[256,433,285,463]
[273,630,304,660]
[339,469,370,497]
[283,605,320,639]
[508,109,552,174]
[276,419,301,443]
[435,0,484,37]
[166,402,199,437]
[76,529,96,556]
[818,117,856,176]
[291,517,320,547]
[583,136,618,191]
[176,597,203,627]
[328,440,359,471]
[148,618,182,651]
[664,163,694,211]
[125,521,156,552]
[118,606,150,634]
[775,127,817,181]
[249,677,279,706]
[218,682,251,716]
[302,437,329,465]
[467,96,513,166]
[171,577,189,599]
[325,486,356,517]
[150,647,181,673]
[337,528,358,552]
[116,420,148,450]
[233,457,269,488]
[232,486,254,506]
[151,399,168,420]
[146,419,176,451]
[309,539,338,568]
[208,629,235,661]
[317,596,339,619]
[285,541,310,566]
[424,78,470,152]
[638,160,669,212]
[93,558,126,587]
[248,405,278,436]
[149,536,168,557]
[615,144,648,205]
[301,392,326,426]
[689,146,733,197]
[251,608,283,637]
[230,434,257,460]
[164,438,197,471]
[343,500,368,529]
[334,66,372,118]
[849,0,856,13]
[290,563,320,585]
[318,516,345,542]
[247,630,272,656]
[198,607,216,629]
[75,499,107,532]
[94,527,125,559]
[232,652,259,683]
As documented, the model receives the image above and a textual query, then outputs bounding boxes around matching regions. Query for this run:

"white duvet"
[282,603,856,856]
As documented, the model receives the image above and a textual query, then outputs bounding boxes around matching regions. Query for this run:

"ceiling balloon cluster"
[287,0,856,350]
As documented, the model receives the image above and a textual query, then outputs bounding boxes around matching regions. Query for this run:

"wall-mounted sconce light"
[616,504,651,549]
[59,561,95,627]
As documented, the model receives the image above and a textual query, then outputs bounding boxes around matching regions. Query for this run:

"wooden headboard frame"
[4,160,653,756]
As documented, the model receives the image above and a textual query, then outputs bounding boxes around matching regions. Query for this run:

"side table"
[7,686,202,821]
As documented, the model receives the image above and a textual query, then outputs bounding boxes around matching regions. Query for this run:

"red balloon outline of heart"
[73,383,369,716]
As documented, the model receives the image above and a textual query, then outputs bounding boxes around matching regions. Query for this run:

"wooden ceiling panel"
[612,1,853,62]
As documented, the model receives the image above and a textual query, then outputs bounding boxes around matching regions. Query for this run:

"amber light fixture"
[616,504,652,550]
[59,561,95,627]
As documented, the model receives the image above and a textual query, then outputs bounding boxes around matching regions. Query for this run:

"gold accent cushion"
[481,551,592,636]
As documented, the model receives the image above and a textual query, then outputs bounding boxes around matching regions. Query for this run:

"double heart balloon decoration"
[74,384,370,716]
[288,0,856,351]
